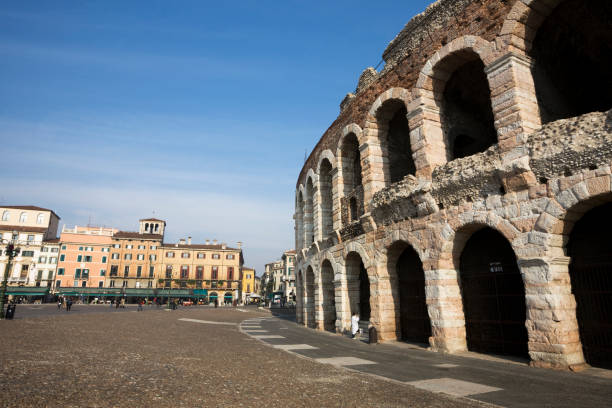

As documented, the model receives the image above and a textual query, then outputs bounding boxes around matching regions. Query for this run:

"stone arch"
[320,258,337,332]
[317,149,336,172]
[344,251,371,324]
[304,176,315,247]
[363,87,415,188]
[295,189,304,250]
[342,240,372,270]
[317,155,334,240]
[304,265,316,328]
[411,36,498,176]
[337,126,364,226]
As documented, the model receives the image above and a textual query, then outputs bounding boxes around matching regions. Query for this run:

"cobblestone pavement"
[0,307,485,408]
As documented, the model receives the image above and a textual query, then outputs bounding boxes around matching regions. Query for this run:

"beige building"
[160,239,243,304]
[241,267,256,303]
[107,219,165,290]
[294,0,612,371]
[0,206,61,296]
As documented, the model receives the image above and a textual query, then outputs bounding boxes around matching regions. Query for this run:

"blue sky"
[0,0,431,275]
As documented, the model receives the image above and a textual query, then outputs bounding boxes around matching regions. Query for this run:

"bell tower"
[139,218,166,237]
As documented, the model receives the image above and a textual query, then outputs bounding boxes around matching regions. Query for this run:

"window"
[56,280,61,288]
[226,254,235,260]
[122,281,127,288]
[39,256,47,263]
[100,269,106,276]
[101,247,109,253]
[75,269,81,278]
[61,245,66,250]
[149,266,154,278]
[84,255,92,262]
[126,244,133,249]
[137,254,144,261]
[166,251,175,258]
[58,268,65,275]
[49,257,57,264]
[180,265,189,279]
[149,254,157,261]
[102,256,107,263]
[79,246,83,251]
[147,281,153,288]
[74,280,79,287]
[137,266,142,277]
[196,266,203,280]
[138,245,145,249]
[150,245,157,250]
[41,247,49,253]
[60,254,65,262]
[228,267,234,280]
[288,267,294,276]
[22,250,34,257]
[181,252,190,259]
[1,211,8,221]
[212,253,220,259]
[82,269,89,279]
[109,280,115,288]
[19,212,27,223]
[86,246,93,252]
[27,235,35,242]
[212,266,218,280]
[113,244,121,249]
[246,274,251,279]
[197,252,205,259]
[50,247,58,253]
[124,266,129,276]
[247,284,250,292]
[165,265,172,278]
[112,253,119,260]
[36,213,44,224]
[77,255,82,262]
[124,253,132,260]
[98,281,103,288]
[110,265,118,276]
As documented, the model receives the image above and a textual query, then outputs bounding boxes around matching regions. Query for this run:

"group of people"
[57,298,73,311]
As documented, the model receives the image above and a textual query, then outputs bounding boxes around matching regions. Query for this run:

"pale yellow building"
[241,267,255,303]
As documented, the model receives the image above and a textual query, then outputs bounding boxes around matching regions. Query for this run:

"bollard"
[368,326,378,344]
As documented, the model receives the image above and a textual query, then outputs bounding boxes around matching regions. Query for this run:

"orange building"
[56,225,115,290]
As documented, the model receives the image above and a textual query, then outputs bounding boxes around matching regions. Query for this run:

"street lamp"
[0,231,20,319]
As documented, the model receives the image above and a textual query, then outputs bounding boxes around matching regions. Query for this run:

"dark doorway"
[305,266,316,328]
[530,0,612,124]
[359,263,370,321]
[459,228,528,358]
[346,252,370,322]
[386,105,415,183]
[568,202,612,369]
[397,247,431,343]
[321,260,336,331]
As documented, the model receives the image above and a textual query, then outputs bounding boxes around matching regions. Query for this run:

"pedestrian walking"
[137,299,143,311]
[351,312,360,339]
[57,298,62,310]
[66,298,73,312]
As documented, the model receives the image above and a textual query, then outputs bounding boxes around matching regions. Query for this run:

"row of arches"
[295,0,611,249]
[298,201,612,369]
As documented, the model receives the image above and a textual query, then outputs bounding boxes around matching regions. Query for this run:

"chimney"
[205,239,210,245]
[237,241,242,249]
[188,236,192,245]
[221,243,227,249]
[213,239,218,245]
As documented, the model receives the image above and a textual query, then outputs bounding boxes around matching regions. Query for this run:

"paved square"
[314,357,377,366]
[406,378,502,397]
[251,335,285,339]
[434,364,459,368]
[178,318,236,326]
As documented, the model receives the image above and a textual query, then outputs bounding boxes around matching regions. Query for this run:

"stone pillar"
[334,266,351,333]
[314,271,325,330]
[331,166,341,232]
[360,139,386,213]
[485,53,540,191]
[425,268,468,352]
[370,274,398,341]
[407,104,447,179]
[296,269,304,325]
[312,181,321,243]
[518,257,586,370]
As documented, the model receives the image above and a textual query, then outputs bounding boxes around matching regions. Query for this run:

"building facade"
[294,0,612,371]
[0,206,61,294]
[241,267,255,303]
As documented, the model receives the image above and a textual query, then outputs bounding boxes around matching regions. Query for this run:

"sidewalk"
[241,315,612,407]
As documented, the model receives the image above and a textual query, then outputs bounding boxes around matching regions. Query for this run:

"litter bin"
[368,325,378,344]
[5,304,16,320]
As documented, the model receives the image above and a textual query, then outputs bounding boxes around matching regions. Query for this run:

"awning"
[224,294,233,298]
[249,293,261,298]
[5,286,50,296]
[6,291,47,296]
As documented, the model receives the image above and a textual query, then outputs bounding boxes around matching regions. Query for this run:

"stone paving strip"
[406,378,502,398]
[251,335,285,339]
[272,344,319,350]
[315,357,378,367]
[178,318,237,326]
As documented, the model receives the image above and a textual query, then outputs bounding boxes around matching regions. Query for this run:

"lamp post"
[1,231,20,319]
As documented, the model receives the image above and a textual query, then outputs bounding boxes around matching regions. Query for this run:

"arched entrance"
[305,266,316,328]
[568,202,612,369]
[319,159,333,238]
[224,292,233,305]
[321,260,336,331]
[209,292,218,304]
[396,246,431,344]
[375,100,415,184]
[459,228,528,358]
[346,252,370,322]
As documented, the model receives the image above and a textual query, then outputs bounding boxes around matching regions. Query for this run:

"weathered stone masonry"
[294,0,612,371]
